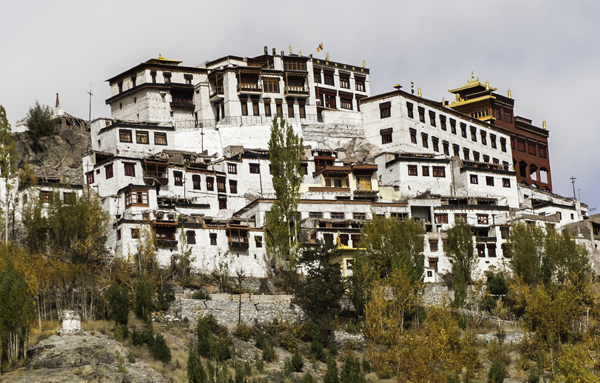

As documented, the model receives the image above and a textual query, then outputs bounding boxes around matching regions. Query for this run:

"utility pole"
[87,84,93,123]
[570,176,577,200]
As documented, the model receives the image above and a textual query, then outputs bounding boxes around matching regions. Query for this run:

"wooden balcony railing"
[238,83,262,92]
[228,237,249,249]
[210,86,224,98]
[285,85,309,95]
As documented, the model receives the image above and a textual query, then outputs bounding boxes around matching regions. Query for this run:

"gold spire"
[289,45,292,54]
[417,88,422,97]
[298,50,301,56]
[442,97,445,105]
[485,81,490,90]
[326,52,330,61]
[507,89,512,99]
[471,71,474,81]
[542,120,547,129]
[158,52,164,60]
[362,59,366,68]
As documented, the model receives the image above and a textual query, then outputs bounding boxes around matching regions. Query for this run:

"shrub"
[234,323,252,341]
[361,359,371,373]
[234,366,245,383]
[128,353,136,363]
[134,277,153,323]
[188,349,207,383]
[488,359,506,383]
[256,358,264,373]
[310,324,325,362]
[303,372,313,383]
[192,290,211,300]
[107,284,129,325]
[114,324,127,342]
[446,374,460,383]
[262,340,276,363]
[156,285,175,311]
[151,334,172,363]
[324,357,339,383]
[197,317,214,358]
[244,360,252,376]
[255,331,267,350]
[215,338,232,361]
[340,356,364,383]
[131,329,144,346]
[291,351,304,372]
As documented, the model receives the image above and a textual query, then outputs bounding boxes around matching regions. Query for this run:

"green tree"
[445,219,476,284]
[488,359,506,383]
[150,333,172,363]
[107,284,129,325]
[0,106,16,244]
[324,357,339,383]
[340,355,365,383]
[187,349,207,383]
[347,251,377,317]
[134,277,153,323]
[360,215,425,280]
[292,241,345,322]
[26,102,57,145]
[265,116,304,274]
[507,222,546,286]
[0,259,35,365]
[544,225,590,285]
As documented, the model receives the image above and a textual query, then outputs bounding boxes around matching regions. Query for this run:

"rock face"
[13,129,91,185]
[2,332,167,383]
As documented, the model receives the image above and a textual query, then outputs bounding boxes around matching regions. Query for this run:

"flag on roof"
[316,42,324,52]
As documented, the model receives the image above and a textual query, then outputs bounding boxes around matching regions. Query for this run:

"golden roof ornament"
[289,45,292,54]
[417,88,422,97]
[507,89,512,99]
[485,81,490,90]
[362,59,366,68]
[471,71,475,81]
[158,52,164,60]
[542,120,547,129]
[326,52,330,61]
[442,97,445,105]
[298,50,301,56]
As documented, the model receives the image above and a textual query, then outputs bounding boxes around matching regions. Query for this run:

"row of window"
[240,100,306,118]
[512,137,547,158]
[407,165,446,178]
[469,174,511,188]
[428,239,501,257]
[119,227,264,248]
[314,71,366,92]
[119,129,168,145]
[117,72,193,93]
[308,212,367,220]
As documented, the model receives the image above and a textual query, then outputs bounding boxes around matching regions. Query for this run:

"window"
[299,104,306,118]
[105,164,113,179]
[251,102,259,116]
[119,129,132,143]
[155,132,167,145]
[323,233,334,245]
[487,244,497,257]
[440,115,447,130]
[493,158,500,164]
[241,101,248,116]
[421,166,429,176]
[504,109,513,123]
[429,111,436,127]
[63,192,75,204]
[429,239,439,252]
[210,233,217,245]
[309,212,323,219]
[502,178,511,188]
[470,127,477,142]
[117,229,121,240]
[463,148,470,160]
[276,103,283,116]
[477,243,486,257]
[432,137,439,152]
[185,74,193,85]
[217,177,226,193]
[528,142,536,155]
[206,176,214,191]
[331,212,344,219]
[493,108,501,119]
[450,119,457,134]
[287,102,294,117]
[118,81,123,93]
[470,174,478,184]
[185,230,196,244]
[453,144,460,157]
[517,138,526,152]
[421,133,428,148]
[408,165,418,176]
[218,196,227,209]
[481,131,487,145]
[460,123,467,138]
[381,128,393,144]
[477,214,489,224]
[249,163,260,174]
[192,175,201,190]
[455,213,467,222]
[473,151,480,162]
[227,163,237,174]
[86,171,94,184]
[380,102,391,118]
[409,128,417,144]
[255,235,263,248]
[486,176,494,186]
[136,131,149,144]
[131,228,140,239]
[313,71,321,83]
[406,102,414,118]
[539,145,547,158]
[150,70,156,83]
[433,166,446,177]
[125,189,148,207]
[301,163,308,175]
[355,78,365,91]
[353,213,367,220]
[439,141,448,156]
[263,78,279,93]
[340,76,349,89]
[351,234,360,248]
[324,73,334,86]
[500,226,510,239]
[500,138,507,152]
[264,102,271,117]
[124,162,135,177]
[418,107,425,123]
[483,155,490,163]
[340,98,352,110]
[174,171,183,186]
[229,180,237,194]
[435,213,448,224]
[163,72,171,83]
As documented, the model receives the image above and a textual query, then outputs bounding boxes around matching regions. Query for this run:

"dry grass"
[28,320,60,348]
[81,319,113,335]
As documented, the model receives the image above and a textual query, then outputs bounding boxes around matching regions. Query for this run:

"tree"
[445,220,476,306]
[292,241,345,322]
[0,259,35,366]
[544,225,590,286]
[340,355,365,383]
[134,277,153,323]
[507,222,546,286]
[323,357,339,383]
[488,359,506,383]
[107,284,129,326]
[0,106,16,244]
[26,102,57,146]
[187,349,207,383]
[360,215,424,280]
[347,251,377,317]
[265,116,304,274]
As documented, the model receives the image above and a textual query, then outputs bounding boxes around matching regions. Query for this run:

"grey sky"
[1,0,598,210]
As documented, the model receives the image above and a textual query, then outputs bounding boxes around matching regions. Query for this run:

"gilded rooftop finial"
[362,59,366,68]
[471,71,474,81]
[543,120,547,129]
[417,88,422,97]
[485,81,489,90]
[326,52,330,61]
[289,45,292,54]
[158,52,164,60]
[508,89,512,99]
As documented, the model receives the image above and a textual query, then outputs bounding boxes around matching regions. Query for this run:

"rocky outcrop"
[2,332,167,383]
[13,129,91,185]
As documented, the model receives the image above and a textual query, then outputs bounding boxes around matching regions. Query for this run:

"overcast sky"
[1,0,598,210]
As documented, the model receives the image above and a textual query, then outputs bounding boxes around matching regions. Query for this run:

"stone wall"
[169,296,304,327]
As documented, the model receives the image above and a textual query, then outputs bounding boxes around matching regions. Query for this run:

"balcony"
[228,236,249,249]
[238,83,262,93]
[285,85,309,96]
[308,187,350,193]
[210,86,224,99]
[143,172,168,186]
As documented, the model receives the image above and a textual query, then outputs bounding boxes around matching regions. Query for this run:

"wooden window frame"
[173,171,183,186]
[206,176,214,191]
[192,174,201,190]
[249,163,260,174]
[136,131,149,144]
[105,164,113,179]
[125,189,149,208]
[422,166,430,176]
[154,132,167,145]
[119,129,132,143]
[227,163,237,174]
[381,128,393,144]
[124,162,135,177]
[406,102,414,118]
[408,165,418,176]
[433,166,446,177]
[470,174,478,184]
[435,213,448,224]
[229,180,238,194]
